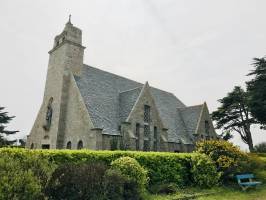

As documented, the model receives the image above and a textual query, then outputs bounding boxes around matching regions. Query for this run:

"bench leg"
[241,185,250,191]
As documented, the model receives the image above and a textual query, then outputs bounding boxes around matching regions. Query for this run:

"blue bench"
[236,174,262,191]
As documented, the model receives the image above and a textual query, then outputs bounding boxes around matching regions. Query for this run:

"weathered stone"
[26,20,217,152]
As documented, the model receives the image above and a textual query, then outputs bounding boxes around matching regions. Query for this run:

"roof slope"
[119,87,142,122]
[75,65,194,143]
[179,105,204,138]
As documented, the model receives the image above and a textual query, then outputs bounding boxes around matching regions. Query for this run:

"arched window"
[66,141,72,149]
[77,140,83,150]
[30,143,34,149]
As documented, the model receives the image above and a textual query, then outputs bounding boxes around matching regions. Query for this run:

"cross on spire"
[68,14,72,24]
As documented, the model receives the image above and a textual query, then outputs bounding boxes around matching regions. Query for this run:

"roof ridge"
[178,104,204,110]
[119,86,142,94]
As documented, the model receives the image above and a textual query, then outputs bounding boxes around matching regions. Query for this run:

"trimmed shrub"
[111,157,148,192]
[0,148,191,186]
[190,154,221,188]
[195,140,248,180]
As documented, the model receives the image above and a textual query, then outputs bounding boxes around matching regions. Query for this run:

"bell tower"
[49,15,85,76]
[27,16,86,149]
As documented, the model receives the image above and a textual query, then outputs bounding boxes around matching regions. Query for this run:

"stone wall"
[62,73,96,150]
[123,83,168,152]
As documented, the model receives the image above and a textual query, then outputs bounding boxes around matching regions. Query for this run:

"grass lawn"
[149,155,266,200]
[149,183,266,200]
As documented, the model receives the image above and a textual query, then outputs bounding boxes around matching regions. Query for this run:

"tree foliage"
[0,107,18,146]
[212,86,257,151]
[246,57,266,127]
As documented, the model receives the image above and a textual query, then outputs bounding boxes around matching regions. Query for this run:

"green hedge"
[0,148,218,187]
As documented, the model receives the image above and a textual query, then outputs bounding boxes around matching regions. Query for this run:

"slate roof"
[119,87,142,122]
[178,105,204,139]
[74,65,201,144]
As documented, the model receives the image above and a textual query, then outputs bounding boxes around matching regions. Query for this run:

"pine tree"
[246,57,266,127]
[212,86,257,152]
[0,107,18,147]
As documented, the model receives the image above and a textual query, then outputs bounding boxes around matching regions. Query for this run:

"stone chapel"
[26,19,217,152]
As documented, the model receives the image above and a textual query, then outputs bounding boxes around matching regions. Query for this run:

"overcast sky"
[0,0,265,150]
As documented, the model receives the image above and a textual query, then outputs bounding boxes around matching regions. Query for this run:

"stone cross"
[68,14,72,24]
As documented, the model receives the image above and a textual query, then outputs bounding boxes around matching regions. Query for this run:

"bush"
[195,140,248,180]
[0,152,55,200]
[239,153,266,173]
[45,161,141,200]
[254,142,266,153]
[104,169,127,200]
[105,168,145,200]
[111,157,148,192]
[190,154,221,188]
[45,162,108,200]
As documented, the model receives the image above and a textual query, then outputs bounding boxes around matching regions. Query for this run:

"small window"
[30,143,34,149]
[154,126,158,140]
[66,141,72,149]
[77,140,83,150]
[144,105,151,123]
[144,125,150,138]
[153,126,158,151]
[205,120,210,135]
[136,123,140,150]
[143,140,150,151]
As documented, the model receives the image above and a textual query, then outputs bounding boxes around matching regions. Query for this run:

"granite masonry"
[26,19,217,152]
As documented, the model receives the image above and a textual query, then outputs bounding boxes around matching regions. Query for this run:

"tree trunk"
[245,128,254,152]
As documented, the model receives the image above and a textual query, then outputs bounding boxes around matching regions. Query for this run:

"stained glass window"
[144,105,150,123]
[144,125,150,137]
[143,140,150,151]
